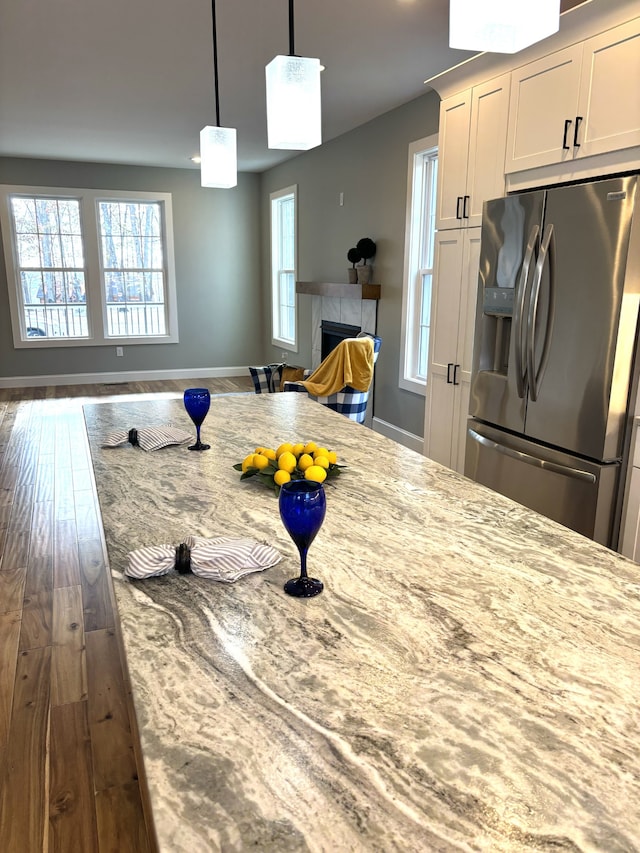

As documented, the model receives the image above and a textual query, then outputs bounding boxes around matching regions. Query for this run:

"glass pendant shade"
[449,0,560,54]
[200,126,237,188]
[265,55,322,150]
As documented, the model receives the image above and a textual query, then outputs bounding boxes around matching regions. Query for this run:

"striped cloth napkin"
[103,425,192,451]
[126,535,281,582]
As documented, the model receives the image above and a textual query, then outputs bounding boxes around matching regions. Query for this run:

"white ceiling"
[0,0,585,174]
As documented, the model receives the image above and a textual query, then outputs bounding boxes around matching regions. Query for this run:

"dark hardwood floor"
[0,375,253,852]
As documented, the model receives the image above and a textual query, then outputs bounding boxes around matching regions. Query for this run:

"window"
[0,185,178,347]
[399,135,438,395]
[270,185,297,351]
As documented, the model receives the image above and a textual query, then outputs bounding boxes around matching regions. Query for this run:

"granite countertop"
[83,393,640,853]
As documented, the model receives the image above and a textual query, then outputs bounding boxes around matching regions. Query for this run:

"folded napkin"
[301,336,374,397]
[103,425,192,452]
[126,535,281,582]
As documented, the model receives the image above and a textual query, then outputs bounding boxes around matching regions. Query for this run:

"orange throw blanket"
[302,337,375,397]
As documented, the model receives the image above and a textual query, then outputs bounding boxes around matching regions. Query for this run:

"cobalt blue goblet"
[183,388,211,451]
[279,480,326,597]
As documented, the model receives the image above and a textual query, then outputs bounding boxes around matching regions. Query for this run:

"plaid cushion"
[283,383,369,423]
[249,364,283,393]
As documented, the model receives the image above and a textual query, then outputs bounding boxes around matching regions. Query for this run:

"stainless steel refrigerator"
[464,174,640,547]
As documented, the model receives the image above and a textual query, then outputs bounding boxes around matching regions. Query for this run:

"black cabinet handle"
[562,118,572,150]
[447,363,453,384]
[456,196,463,219]
[463,195,470,219]
[573,115,583,147]
[453,364,460,386]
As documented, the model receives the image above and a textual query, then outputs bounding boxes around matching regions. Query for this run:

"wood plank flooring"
[0,375,253,852]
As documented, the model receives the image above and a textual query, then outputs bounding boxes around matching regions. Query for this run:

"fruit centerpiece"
[233,441,344,495]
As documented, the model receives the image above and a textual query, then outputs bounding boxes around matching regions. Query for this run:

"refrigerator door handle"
[527,223,556,403]
[513,224,539,399]
[468,428,597,483]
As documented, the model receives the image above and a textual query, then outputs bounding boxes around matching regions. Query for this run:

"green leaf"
[240,468,261,480]
[232,462,243,471]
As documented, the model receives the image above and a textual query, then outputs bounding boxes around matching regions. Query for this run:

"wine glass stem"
[299,548,309,579]
[195,424,201,445]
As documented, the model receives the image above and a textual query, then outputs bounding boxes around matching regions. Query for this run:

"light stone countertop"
[83,393,640,853]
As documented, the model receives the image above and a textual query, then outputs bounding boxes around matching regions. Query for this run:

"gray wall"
[0,158,262,380]
[260,90,440,438]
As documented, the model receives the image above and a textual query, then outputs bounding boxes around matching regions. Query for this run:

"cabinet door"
[424,231,464,466]
[435,91,471,230]
[620,466,640,561]
[505,44,583,173]
[451,230,482,473]
[466,75,510,227]
[577,19,640,159]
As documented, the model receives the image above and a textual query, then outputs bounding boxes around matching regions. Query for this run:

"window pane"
[401,141,438,389]
[10,195,88,340]
[271,189,296,346]
[99,200,167,338]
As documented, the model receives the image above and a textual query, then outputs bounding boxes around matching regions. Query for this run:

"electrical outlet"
[281,351,288,361]
[116,346,124,357]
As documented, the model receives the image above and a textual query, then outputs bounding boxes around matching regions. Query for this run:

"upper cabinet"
[505,17,640,173]
[435,74,510,230]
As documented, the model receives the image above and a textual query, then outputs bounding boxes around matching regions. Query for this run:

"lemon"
[278,451,297,474]
[314,447,329,459]
[305,465,327,483]
[241,453,256,472]
[276,442,294,458]
[297,453,314,471]
[313,455,329,469]
[254,446,265,454]
[261,448,277,461]
[303,441,318,454]
[252,453,270,470]
[327,450,338,465]
[292,442,305,457]
[274,469,291,486]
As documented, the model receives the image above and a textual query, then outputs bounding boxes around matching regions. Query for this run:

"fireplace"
[321,321,361,361]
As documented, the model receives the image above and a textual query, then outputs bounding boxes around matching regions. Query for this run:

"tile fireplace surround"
[310,296,377,370]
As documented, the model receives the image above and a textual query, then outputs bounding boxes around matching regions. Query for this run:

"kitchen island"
[83,393,640,852]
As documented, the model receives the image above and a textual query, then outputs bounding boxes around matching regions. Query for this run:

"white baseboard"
[372,416,424,454]
[0,365,249,389]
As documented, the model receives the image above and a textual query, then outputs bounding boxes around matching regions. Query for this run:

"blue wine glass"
[279,480,326,597]
[183,388,211,451]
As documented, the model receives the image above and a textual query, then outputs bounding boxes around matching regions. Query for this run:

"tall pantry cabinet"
[424,74,510,472]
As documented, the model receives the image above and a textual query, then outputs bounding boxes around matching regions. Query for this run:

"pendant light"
[265,0,322,150]
[200,0,237,188]
[449,0,561,54]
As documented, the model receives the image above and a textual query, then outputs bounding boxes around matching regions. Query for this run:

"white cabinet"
[619,421,640,561]
[506,17,640,173]
[436,74,510,230]
[424,228,481,473]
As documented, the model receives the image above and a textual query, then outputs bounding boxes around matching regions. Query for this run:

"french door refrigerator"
[464,174,640,547]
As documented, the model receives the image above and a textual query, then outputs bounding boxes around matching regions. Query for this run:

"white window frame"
[0,185,179,348]
[399,135,438,395]
[270,184,298,352]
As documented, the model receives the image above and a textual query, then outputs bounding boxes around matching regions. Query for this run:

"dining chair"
[283,332,382,424]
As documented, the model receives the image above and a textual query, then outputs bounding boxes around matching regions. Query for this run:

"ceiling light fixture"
[265,0,322,150]
[449,0,561,54]
[200,0,237,188]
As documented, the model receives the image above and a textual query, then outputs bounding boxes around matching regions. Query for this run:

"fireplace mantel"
[296,281,381,300]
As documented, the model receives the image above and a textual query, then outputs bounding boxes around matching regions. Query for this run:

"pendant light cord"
[211,0,221,127]
[288,0,295,56]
